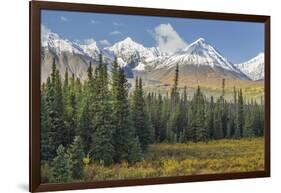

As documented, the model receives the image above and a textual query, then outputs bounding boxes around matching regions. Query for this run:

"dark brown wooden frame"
[30,1,270,192]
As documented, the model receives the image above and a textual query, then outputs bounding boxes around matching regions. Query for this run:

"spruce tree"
[43,58,66,160]
[214,97,224,139]
[111,58,143,163]
[91,54,114,166]
[79,61,95,153]
[63,72,77,146]
[51,145,72,183]
[68,136,85,179]
[171,64,179,109]
[236,89,244,137]
[243,109,254,138]
[194,86,207,141]
[252,101,263,136]
[79,98,93,153]
[40,82,51,160]
[128,136,143,163]
[132,77,152,151]
[206,96,215,139]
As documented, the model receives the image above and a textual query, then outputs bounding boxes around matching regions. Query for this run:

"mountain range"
[41,27,264,88]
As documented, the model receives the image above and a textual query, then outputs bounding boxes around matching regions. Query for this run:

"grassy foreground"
[83,138,264,181]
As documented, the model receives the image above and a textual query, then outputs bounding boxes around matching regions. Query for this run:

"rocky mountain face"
[41,26,263,86]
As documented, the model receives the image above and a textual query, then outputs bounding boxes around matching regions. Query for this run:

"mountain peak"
[257,52,264,58]
[189,37,208,47]
[181,37,209,52]
[110,37,143,49]
[235,52,264,80]
[155,37,248,79]
[123,37,133,42]
[195,37,206,43]
[116,37,139,46]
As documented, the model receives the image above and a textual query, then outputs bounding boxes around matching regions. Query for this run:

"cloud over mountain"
[153,23,188,53]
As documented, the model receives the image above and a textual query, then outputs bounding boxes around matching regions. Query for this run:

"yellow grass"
[84,138,264,181]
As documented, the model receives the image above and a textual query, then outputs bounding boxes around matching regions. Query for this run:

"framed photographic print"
[30,1,270,192]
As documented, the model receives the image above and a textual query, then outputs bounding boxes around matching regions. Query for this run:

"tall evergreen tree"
[171,64,179,111]
[111,58,143,163]
[91,54,114,166]
[63,72,77,146]
[236,89,244,138]
[243,108,254,138]
[42,58,66,160]
[132,77,152,151]
[214,97,224,139]
[188,86,207,142]
[79,98,93,153]
[194,86,207,141]
[40,82,51,160]
[79,61,95,153]
[206,96,215,139]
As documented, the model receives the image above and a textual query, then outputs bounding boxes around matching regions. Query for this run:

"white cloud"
[60,16,68,22]
[99,39,111,46]
[110,30,122,35]
[153,23,187,53]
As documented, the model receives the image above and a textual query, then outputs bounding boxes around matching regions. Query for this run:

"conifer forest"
[40,55,265,183]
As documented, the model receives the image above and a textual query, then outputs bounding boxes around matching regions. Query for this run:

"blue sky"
[41,10,264,64]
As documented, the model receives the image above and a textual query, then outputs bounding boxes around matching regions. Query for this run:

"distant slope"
[235,53,264,81]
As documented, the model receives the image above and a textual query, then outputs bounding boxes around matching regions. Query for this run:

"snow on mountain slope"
[235,53,264,80]
[156,38,233,71]
[42,26,101,58]
[41,26,85,56]
[41,26,98,82]
[80,40,100,59]
[105,37,166,71]
[153,38,247,79]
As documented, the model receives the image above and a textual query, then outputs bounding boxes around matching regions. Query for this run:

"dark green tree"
[79,61,95,153]
[68,136,85,179]
[51,145,72,183]
[91,54,114,166]
[132,77,152,151]
[79,98,93,153]
[236,89,244,138]
[214,97,224,139]
[206,96,215,139]
[111,58,143,163]
[188,86,207,142]
[63,72,77,146]
[42,58,66,160]
[40,82,51,160]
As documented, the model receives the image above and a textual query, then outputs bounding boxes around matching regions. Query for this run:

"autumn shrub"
[65,138,264,182]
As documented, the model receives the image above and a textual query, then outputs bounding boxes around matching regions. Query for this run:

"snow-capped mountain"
[235,53,264,81]
[151,38,248,80]
[41,26,86,56]
[105,37,166,71]
[41,26,101,82]
[80,40,100,59]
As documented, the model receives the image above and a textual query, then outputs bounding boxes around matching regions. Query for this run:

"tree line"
[40,55,264,182]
